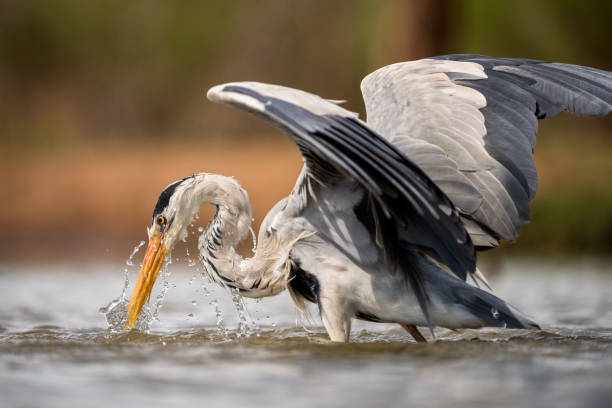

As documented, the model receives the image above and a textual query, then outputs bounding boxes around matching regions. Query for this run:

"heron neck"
[195,175,288,297]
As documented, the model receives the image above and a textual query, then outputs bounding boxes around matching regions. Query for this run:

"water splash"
[230,288,262,338]
[252,298,261,337]
[151,255,173,323]
[119,241,146,299]
[99,298,151,332]
[105,223,257,337]
[231,289,249,337]
[126,241,146,267]
[200,272,228,338]
[186,247,196,267]
[101,240,149,331]
[211,297,228,338]
[119,268,130,300]
[248,225,257,254]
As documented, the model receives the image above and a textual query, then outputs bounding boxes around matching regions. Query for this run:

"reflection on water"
[1,259,611,407]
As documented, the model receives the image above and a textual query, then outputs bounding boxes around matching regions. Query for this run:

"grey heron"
[125,55,611,342]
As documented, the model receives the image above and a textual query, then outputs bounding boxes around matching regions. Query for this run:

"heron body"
[126,55,611,342]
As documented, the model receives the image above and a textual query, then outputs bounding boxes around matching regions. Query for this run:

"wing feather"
[361,55,611,247]
[207,82,476,282]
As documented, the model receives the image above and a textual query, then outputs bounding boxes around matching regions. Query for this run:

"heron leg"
[399,323,427,343]
[320,299,351,342]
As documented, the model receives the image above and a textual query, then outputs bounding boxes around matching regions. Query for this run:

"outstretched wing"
[207,82,475,282]
[361,55,611,248]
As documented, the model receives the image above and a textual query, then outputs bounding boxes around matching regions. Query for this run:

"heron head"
[125,174,203,329]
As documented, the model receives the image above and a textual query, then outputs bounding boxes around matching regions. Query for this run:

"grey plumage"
[361,55,611,247]
[142,55,609,342]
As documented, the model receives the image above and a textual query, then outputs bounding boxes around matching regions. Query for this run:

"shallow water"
[1,259,612,407]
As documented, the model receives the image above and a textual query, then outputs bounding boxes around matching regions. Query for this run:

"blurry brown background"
[0,0,610,262]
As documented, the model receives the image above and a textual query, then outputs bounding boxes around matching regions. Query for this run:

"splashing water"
[211,297,228,338]
[119,241,146,299]
[101,240,149,331]
[152,256,173,323]
[102,243,176,332]
[99,298,152,332]
[185,247,196,267]
[119,268,130,300]
[231,288,262,338]
[126,241,146,267]
[103,221,260,336]
[199,272,229,338]
[251,298,261,336]
[232,289,249,337]
[248,225,257,254]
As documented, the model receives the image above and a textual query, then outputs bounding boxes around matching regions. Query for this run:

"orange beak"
[124,230,168,330]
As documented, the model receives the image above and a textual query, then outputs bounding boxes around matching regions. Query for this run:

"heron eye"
[156,215,167,226]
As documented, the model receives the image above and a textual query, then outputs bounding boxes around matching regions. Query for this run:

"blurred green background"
[0,0,610,262]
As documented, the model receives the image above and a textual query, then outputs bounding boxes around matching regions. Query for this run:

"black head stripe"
[152,175,194,221]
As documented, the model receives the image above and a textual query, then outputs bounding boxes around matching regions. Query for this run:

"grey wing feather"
[207,82,476,282]
[361,55,611,247]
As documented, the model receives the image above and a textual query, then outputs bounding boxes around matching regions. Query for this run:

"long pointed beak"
[124,231,168,330]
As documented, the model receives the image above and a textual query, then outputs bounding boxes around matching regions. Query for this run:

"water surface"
[1,259,611,407]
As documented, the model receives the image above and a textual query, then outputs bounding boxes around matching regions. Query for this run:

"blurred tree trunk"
[406,0,448,57]
[377,0,448,62]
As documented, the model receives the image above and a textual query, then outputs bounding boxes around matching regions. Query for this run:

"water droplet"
[491,307,500,319]
[211,299,228,337]
[248,225,257,254]
[120,268,130,300]
[228,288,256,338]
[191,300,197,306]
[151,259,173,323]
[187,313,194,318]
[198,226,204,232]
[126,240,146,267]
